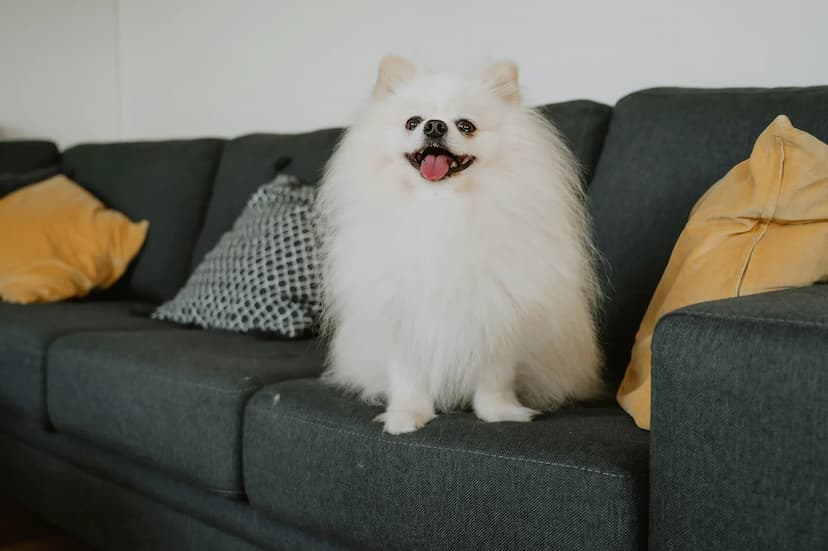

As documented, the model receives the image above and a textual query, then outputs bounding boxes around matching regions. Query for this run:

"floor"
[0,500,90,550]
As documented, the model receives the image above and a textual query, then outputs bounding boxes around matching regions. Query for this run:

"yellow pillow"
[0,175,148,303]
[618,115,828,430]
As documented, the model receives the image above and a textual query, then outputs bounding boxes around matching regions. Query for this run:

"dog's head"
[366,56,522,186]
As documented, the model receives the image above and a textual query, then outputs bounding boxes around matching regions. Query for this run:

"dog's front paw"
[373,409,435,434]
[474,398,539,423]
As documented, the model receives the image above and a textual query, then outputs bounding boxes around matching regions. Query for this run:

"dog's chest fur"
[349,187,539,390]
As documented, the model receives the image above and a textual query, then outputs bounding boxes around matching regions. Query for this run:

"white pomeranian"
[316,56,603,434]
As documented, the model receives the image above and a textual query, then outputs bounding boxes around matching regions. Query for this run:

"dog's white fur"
[317,56,603,434]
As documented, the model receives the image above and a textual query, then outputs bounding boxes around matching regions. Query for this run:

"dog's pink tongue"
[420,154,450,181]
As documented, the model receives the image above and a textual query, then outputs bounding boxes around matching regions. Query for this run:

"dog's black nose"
[423,119,447,139]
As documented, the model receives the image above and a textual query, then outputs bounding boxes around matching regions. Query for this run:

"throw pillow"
[618,115,828,430]
[152,174,322,338]
[0,175,149,303]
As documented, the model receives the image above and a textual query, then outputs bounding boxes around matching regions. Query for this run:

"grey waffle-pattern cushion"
[153,174,321,338]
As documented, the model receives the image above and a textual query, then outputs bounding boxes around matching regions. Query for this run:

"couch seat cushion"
[47,331,325,497]
[0,300,164,420]
[243,380,649,551]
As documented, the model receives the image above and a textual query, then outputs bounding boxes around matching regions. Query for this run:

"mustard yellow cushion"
[618,115,828,430]
[0,175,148,303]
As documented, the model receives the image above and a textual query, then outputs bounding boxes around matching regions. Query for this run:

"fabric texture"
[536,100,612,184]
[61,139,224,302]
[0,175,148,304]
[0,412,345,551]
[243,379,648,551]
[588,86,828,384]
[0,434,258,551]
[153,174,322,338]
[650,284,828,551]
[0,140,60,173]
[0,300,164,420]
[0,417,346,551]
[619,115,828,429]
[0,165,59,197]
[47,330,326,495]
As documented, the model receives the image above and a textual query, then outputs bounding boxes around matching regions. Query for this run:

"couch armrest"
[649,284,828,551]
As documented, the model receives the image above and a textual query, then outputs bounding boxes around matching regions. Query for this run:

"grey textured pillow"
[152,174,321,338]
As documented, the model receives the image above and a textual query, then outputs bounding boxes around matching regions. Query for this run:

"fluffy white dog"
[317,56,603,434]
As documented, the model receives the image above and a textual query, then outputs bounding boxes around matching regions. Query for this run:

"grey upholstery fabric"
[244,379,648,551]
[537,100,612,184]
[0,165,59,197]
[650,285,828,551]
[0,140,59,172]
[0,414,346,551]
[0,301,165,420]
[191,130,341,266]
[47,331,326,496]
[61,139,225,301]
[0,431,344,551]
[588,86,828,382]
[0,435,260,551]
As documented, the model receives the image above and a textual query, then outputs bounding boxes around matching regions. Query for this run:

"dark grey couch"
[1,87,826,551]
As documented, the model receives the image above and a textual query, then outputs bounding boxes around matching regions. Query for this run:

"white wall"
[2,0,828,147]
[0,0,119,146]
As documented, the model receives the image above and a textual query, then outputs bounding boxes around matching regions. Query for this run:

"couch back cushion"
[191,128,342,268]
[0,140,60,173]
[61,139,224,302]
[589,86,828,382]
[537,100,612,184]
[191,129,343,267]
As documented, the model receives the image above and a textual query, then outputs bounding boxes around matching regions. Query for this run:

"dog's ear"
[374,56,419,99]
[480,61,520,103]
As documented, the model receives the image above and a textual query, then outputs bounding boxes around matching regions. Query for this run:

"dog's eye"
[456,119,476,135]
[405,117,422,131]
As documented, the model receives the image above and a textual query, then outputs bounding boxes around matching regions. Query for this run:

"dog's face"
[366,57,521,187]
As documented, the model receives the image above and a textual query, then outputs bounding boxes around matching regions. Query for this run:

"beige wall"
[0,0,119,147]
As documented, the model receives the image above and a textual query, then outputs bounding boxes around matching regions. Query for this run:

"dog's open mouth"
[406,146,475,182]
